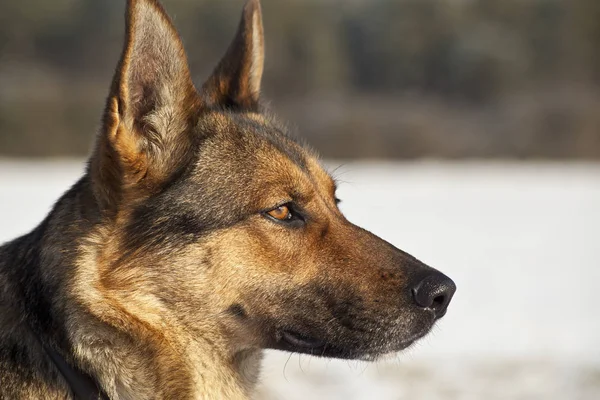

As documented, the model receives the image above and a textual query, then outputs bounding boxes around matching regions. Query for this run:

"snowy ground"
[1,160,599,399]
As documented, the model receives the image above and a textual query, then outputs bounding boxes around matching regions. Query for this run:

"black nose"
[412,271,456,318]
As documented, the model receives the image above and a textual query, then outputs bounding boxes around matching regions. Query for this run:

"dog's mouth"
[269,314,437,359]
[280,330,326,350]
[274,325,427,359]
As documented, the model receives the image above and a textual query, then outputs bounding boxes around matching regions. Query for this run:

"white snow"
[1,160,599,399]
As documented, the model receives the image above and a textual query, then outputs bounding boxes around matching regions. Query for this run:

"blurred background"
[2,0,600,158]
[0,0,599,399]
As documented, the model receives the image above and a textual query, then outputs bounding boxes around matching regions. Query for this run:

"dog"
[0,0,456,398]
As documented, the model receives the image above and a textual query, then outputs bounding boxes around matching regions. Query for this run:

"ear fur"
[90,0,199,212]
[202,0,265,112]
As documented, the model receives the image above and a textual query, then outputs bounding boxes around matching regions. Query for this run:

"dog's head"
[87,0,455,361]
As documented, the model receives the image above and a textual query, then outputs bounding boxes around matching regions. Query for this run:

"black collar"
[41,342,109,400]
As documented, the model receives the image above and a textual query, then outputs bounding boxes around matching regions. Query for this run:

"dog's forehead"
[191,111,335,195]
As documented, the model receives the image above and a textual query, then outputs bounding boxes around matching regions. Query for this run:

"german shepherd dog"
[0,0,456,398]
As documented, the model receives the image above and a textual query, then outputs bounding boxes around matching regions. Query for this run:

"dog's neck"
[68,309,263,399]
[5,176,262,399]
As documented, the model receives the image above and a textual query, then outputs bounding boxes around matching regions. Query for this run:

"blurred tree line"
[1,0,599,158]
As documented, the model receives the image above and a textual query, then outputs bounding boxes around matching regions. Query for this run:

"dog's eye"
[267,205,293,221]
[263,203,305,227]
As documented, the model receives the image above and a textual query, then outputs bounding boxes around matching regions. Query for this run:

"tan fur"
[70,226,262,399]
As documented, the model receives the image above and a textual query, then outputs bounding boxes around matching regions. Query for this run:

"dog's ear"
[90,0,198,212]
[202,0,264,112]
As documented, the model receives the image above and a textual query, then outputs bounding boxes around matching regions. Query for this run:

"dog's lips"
[271,321,434,359]
[280,330,326,349]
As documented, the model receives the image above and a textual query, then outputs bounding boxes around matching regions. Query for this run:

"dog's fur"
[0,0,455,398]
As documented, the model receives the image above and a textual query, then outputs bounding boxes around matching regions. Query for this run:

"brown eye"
[267,205,292,221]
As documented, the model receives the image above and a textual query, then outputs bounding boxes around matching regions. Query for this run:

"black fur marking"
[122,182,249,255]
[319,223,329,240]
[228,304,247,319]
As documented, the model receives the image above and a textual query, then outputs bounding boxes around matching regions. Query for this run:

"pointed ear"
[116,0,197,127]
[90,0,198,212]
[202,0,265,112]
